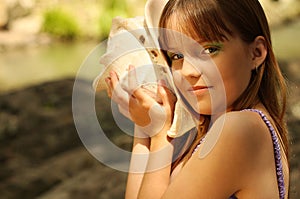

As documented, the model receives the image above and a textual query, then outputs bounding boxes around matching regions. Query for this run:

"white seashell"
[144,0,169,47]
[93,0,196,138]
[93,16,153,91]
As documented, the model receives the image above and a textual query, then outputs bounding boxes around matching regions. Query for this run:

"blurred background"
[0,0,299,198]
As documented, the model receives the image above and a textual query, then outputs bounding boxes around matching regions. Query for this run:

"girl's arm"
[106,66,176,198]
[137,131,174,199]
[125,126,150,199]
[137,84,176,198]
[105,69,152,199]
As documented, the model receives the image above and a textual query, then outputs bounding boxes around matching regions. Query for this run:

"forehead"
[163,15,229,48]
[160,29,203,54]
[159,14,203,50]
[160,6,235,44]
[165,14,200,41]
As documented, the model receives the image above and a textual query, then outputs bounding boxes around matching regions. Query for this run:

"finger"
[128,95,138,109]
[129,95,152,127]
[127,65,154,103]
[109,70,119,90]
[158,80,177,107]
[105,77,112,98]
[126,65,144,97]
[127,65,139,94]
[106,71,130,110]
[112,80,130,108]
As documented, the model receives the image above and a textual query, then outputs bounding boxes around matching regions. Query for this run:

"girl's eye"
[171,53,184,60]
[202,47,220,55]
[166,51,184,61]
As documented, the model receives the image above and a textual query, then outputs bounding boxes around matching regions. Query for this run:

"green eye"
[203,47,219,54]
[201,42,223,56]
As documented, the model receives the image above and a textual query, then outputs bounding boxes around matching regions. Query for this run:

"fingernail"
[158,84,166,94]
[158,79,166,86]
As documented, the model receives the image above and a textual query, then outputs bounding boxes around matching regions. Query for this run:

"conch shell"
[93,0,196,138]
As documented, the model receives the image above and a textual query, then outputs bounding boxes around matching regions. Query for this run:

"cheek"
[172,71,185,92]
[172,71,201,110]
[172,71,181,85]
[172,70,193,91]
[216,57,252,104]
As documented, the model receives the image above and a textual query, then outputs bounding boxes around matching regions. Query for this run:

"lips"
[188,86,211,91]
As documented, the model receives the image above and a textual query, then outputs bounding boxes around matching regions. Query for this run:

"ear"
[250,36,267,70]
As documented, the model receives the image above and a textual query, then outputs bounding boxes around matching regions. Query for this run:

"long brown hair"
[159,0,289,170]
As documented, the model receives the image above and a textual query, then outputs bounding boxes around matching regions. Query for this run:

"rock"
[0,78,132,199]
[0,0,35,30]
[0,30,52,51]
[10,15,42,34]
[0,0,37,36]
[6,0,35,21]
[0,2,8,29]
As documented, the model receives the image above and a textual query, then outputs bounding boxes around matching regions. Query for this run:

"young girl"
[105,0,289,198]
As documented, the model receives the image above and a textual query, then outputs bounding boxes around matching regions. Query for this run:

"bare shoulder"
[167,110,274,197]
[198,110,272,169]
[215,110,267,132]
[210,110,270,148]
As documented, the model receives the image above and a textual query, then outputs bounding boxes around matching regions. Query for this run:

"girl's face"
[164,28,254,115]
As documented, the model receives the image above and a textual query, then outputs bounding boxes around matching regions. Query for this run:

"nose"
[181,59,202,79]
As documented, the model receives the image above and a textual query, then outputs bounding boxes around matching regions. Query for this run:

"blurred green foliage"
[39,0,147,40]
[98,0,131,39]
[42,8,80,40]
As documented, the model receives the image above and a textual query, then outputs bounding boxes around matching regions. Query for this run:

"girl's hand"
[105,65,176,137]
[105,69,132,119]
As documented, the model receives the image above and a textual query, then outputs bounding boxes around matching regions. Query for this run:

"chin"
[192,101,212,116]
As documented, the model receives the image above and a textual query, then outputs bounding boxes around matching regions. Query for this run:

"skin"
[105,28,289,199]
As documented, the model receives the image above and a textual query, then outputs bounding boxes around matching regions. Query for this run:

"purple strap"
[242,109,285,199]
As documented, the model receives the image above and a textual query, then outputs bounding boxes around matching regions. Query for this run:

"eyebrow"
[166,46,180,52]
[194,38,207,44]
[161,34,213,53]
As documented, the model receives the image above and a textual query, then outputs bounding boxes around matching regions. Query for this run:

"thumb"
[158,80,176,108]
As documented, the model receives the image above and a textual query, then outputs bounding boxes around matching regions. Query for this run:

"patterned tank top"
[193,109,285,199]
